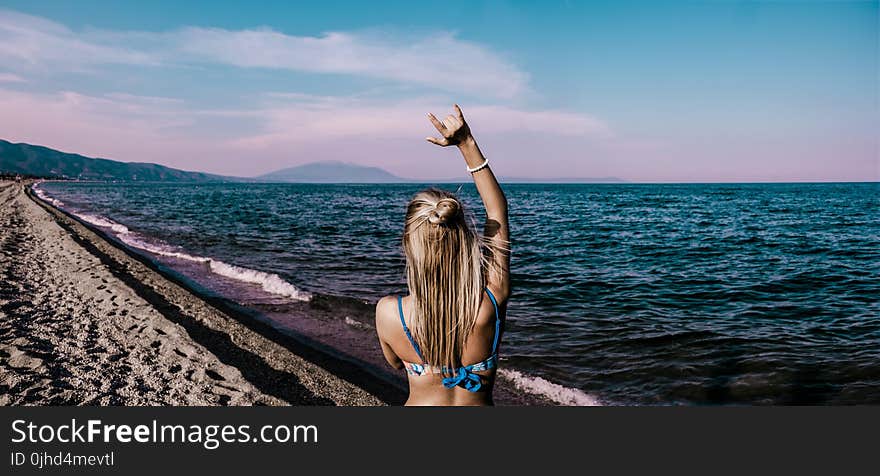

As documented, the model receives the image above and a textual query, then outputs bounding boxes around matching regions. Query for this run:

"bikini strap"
[397,295,425,361]
[398,289,501,366]
[485,287,502,354]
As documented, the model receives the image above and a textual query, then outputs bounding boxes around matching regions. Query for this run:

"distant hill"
[0,139,234,182]
[257,161,404,183]
[257,161,625,184]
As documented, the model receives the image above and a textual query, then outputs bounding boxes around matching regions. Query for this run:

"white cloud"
[0,10,158,68]
[0,9,527,98]
[175,28,528,98]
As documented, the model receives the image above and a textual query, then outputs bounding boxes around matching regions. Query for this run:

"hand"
[426,104,473,147]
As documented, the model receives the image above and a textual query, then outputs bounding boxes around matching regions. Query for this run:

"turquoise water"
[38,182,880,404]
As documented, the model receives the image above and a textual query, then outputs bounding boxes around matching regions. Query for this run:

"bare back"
[376,288,505,406]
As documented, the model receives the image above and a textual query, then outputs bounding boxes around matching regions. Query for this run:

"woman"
[375,104,510,406]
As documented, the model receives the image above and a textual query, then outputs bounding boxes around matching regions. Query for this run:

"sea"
[33,181,880,405]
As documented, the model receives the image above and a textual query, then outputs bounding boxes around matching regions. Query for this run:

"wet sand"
[0,181,384,405]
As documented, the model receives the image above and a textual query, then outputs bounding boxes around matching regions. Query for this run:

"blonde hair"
[402,188,502,374]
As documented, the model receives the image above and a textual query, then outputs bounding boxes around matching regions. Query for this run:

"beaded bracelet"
[467,157,489,174]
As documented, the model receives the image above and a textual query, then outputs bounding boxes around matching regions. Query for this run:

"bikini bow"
[442,367,483,392]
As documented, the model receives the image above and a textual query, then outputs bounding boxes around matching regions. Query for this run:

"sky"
[0,0,876,182]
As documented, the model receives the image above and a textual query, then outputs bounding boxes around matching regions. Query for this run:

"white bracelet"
[467,157,489,174]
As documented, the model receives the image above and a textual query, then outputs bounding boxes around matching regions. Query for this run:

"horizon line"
[24,177,879,185]
[2,138,876,185]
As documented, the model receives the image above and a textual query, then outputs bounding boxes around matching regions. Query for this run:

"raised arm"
[427,104,510,301]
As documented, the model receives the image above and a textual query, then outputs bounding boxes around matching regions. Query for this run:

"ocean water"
[36,181,880,405]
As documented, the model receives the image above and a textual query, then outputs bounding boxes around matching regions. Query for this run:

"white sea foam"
[76,213,131,234]
[206,259,312,301]
[113,229,311,301]
[499,368,602,406]
[44,200,312,302]
[114,232,209,263]
[31,185,65,207]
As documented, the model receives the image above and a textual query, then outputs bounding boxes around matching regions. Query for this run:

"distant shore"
[0,180,388,405]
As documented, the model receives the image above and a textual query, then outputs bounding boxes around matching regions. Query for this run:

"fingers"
[428,107,463,143]
[427,113,446,133]
[443,116,455,131]
[443,115,461,132]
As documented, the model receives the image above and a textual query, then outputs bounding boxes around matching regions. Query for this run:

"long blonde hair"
[403,188,497,374]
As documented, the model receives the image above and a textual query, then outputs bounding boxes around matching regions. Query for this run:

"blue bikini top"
[397,287,502,392]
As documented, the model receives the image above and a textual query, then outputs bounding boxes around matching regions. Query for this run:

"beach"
[0,181,385,405]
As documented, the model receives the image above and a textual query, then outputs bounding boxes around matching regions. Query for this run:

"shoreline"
[5,181,554,405]
[1,180,389,405]
[28,182,410,405]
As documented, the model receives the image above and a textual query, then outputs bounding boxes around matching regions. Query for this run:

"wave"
[77,213,131,234]
[32,183,65,208]
[114,232,210,263]
[30,184,312,302]
[206,260,312,301]
[499,368,602,406]
[98,218,312,301]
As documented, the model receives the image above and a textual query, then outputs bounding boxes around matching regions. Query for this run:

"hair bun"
[428,198,459,225]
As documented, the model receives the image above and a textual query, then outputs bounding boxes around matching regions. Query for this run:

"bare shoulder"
[376,295,399,314]
[485,284,509,307]
[375,295,399,337]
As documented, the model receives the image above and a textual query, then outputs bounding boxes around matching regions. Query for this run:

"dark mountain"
[0,139,234,182]
[257,161,403,183]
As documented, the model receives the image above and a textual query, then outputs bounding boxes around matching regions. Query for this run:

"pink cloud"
[227,95,612,149]
[0,88,211,170]
[0,88,616,178]
[0,72,25,83]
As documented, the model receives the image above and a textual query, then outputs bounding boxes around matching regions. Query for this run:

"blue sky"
[0,0,876,181]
